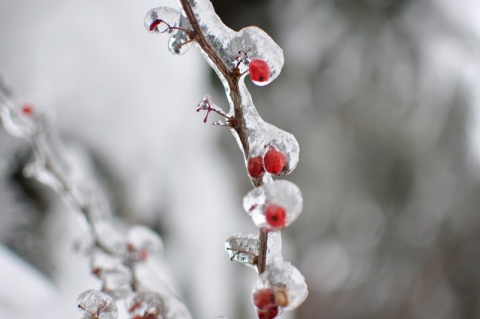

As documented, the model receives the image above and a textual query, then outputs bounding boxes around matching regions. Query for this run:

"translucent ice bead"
[126,225,164,261]
[243,180,303,231]
[77,289,118,319]
[245,121,300,179]
[252,261,308,312]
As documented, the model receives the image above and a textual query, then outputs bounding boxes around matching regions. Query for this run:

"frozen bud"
[225,233,259,270]
[144,6,193,55]
[253,261,308,311]
[77,289,118,319]
[126,225,163,261]
[127,290,164,319]
[144,7,181,33]
[243,180,303,231]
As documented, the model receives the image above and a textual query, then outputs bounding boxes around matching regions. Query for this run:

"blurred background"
[1,0,480,319]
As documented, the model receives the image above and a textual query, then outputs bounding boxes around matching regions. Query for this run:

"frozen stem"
[179,0,268,273]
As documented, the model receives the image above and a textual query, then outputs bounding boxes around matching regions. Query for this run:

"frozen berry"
[253,288,275,310]
[264,149,285,175]
[265,204,286,229]
[248,156,264,178]
[257,306,279,319]
[149,19,163,31]
[249,59,270,83]
[21,105,33,116]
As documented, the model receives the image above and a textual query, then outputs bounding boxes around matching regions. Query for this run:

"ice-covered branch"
[0,75,191,319]
[145,1,307,318]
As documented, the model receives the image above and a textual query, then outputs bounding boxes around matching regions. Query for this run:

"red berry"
[149,19,163,31]
[248,156,264,178]
[249,59,270,83]
[21,105,33,116]
[257,306,279,319]
[265,204,286,229]
[264,149,285,175]
[253,288,275,310]
[129,302,141,313]
[139,249,148,261]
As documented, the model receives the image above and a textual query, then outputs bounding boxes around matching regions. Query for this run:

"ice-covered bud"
[77,289,118,319]
[243,180,303,231]
[225,233,259,270]
[127,290,164,319]
[145,7,182,34]
[126,225,163,262]
[144,6,194,55]
[253,261,308,312]
[249,59,270,84]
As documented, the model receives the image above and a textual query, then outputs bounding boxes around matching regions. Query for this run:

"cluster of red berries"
[253,287,289,319]
[248,148,286,179]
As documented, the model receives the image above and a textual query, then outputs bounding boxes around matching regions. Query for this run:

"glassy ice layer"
[253,261,308,311]
[243,180,303,231]
[225,233,259,270]
[77,289,118,319]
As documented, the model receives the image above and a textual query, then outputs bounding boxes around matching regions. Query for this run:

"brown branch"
[179,0,268,273]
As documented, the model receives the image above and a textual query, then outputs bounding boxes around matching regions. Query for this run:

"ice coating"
[243,180,303,231]
[77,289,118,319]
[245,120,300,177]
[146,1,283,85]
[127,290,164,318]
[225,233,259,270]
[91,250,132,299]
[145,6,194,55]
[253,261,308,312]
[266,231,282,266]
[126,225,164,259]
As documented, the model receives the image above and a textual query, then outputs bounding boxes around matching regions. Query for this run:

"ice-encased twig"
[0,74,120,253]
[0,74,192,319]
